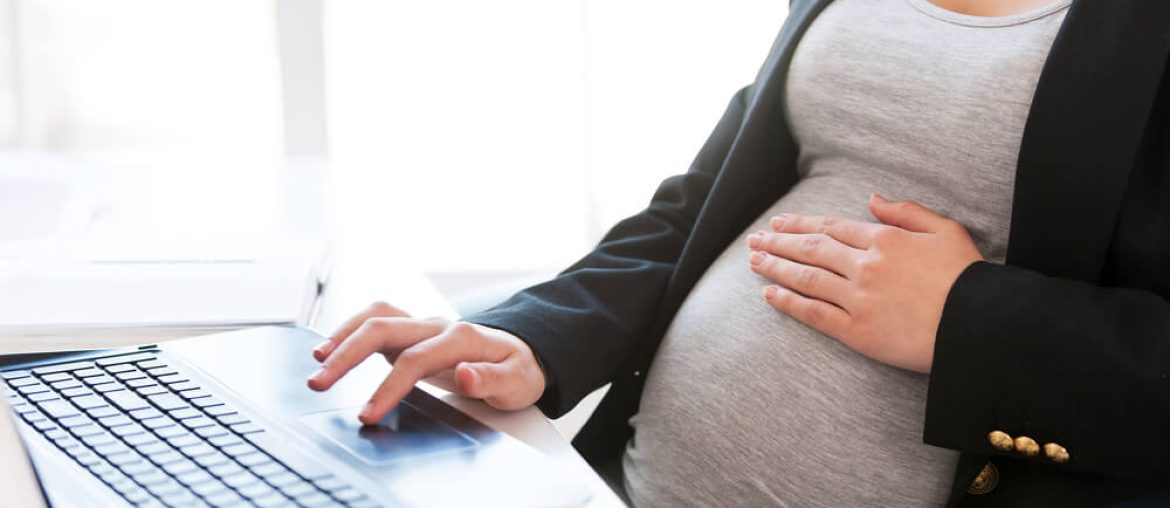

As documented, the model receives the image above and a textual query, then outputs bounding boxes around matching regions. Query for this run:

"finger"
[751,252,853,307]
[762,284,850,339]
[314,301,409,361]
[867,194,947,234]
[770,214,880,249]
[359,327,506,424]
[749,231,861,278]
[455,361,530,410]
[307,317,445,391]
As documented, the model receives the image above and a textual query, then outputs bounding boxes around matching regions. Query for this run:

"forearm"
[467,85,755,417]
[925,261,1170,476]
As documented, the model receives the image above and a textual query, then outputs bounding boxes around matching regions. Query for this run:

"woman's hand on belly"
[746,194,982,373]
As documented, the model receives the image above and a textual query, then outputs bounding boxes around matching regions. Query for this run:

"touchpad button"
[300,404,479,466]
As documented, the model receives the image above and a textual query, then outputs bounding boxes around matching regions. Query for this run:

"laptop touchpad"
[300,404,479,467]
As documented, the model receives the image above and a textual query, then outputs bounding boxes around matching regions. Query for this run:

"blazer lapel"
[1007,0,1170,281]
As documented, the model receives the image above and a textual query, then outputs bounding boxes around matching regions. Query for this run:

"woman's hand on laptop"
[306,301,546,425]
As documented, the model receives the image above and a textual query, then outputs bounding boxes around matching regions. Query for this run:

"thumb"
[868,194,946,233]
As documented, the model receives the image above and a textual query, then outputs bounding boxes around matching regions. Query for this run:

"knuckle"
[447,321,477,337]
[818,216,838,234]
[368,301,395,314]
[801,234,823,255]
[395,347,423,368]
[797,266,819,289]
[872,227,901,246]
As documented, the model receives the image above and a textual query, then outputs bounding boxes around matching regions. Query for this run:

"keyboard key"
[138,385,168,396]
[140,417,176,430]
[204,404,235,416]
[189,479,228,497]
[58,414,92,427]
[2,369,31,380]
[251,462,288,478]
[71,424,105,437]
[207,434,244,447]
[161,458,199,476]
[237,452,274,468]
[129,408,164,420]
[296,493,335,507]
[149,450,186,465]
[278,479,315,498]
[125,378,157,389]
[17,383,50,395]
[106,451,143,466]
[155,426,188,439]
[93,383,125,394]
[96,353,156,366]
[60,387,93,398]
[73,368,104,378]
[175,468,214,487]
[146,394,186,411]
[168,381,199,392]
[231,422,264,434]
[81,432,117,447]
[124,433,159,447]
[137,359,166,370]
[222,470,262,489]
[104,364,136,374]
[97,415,133,428]
[82,374,117,386]
[72,395,107,410]
[195,425,230,439]
[181,389,214,401]
[179,443,216,458]
[7,376,38,387]
[143,479,184,498]
[28,391,59,402]
[332,488,366,502]
[38,399,80,418]
[179,416,216,429]
[112,423,149,438]
[87,405,120,419]
[238,482,278,499]
[201,453,237,471]
[265,472,301,488]
[155,373,186,385]
[166,434,202,448]
[136,441,172,456]
[252,493,293,507]
[94,441,132,456]
[33,362,94,375]
[313,477,347,492]
[222,443,259,457]
[168,407,200,420]
[107,391,150,411]
[32,419,57,431]
[41,373,72,383]
[205,490,246,507]
[216,413,250,426]
[115,370,147,382]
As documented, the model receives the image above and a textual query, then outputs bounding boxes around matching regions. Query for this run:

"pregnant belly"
[622,188,959,508]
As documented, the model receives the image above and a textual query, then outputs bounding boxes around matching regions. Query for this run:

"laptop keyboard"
[1,352,382,508]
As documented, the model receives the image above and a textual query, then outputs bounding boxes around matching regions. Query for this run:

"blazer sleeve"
[464,86,754,418]
[924,261,1170,477]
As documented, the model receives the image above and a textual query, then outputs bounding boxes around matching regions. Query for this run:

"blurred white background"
[0,0,787,283]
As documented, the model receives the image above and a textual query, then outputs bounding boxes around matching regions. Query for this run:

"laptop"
[0,326,592,507]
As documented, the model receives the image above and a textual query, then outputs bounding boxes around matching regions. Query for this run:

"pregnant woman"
[308,0,1170,505]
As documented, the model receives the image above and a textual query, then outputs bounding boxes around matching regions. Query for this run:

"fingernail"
[871,193,887,203]
[312,342,329,354]
[748,231,764,249]
[358,403,374,422]
[750,251,766,266]
[309,369,326,383]
[763,286,778,300]
[771,215,787,231]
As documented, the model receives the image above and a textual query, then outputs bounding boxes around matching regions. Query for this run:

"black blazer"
[469,1,1170,505]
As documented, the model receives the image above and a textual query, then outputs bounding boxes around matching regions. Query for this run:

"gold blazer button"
[988,430,1014,452]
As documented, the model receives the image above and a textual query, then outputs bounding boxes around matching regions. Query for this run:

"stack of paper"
[0,258,326,353]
